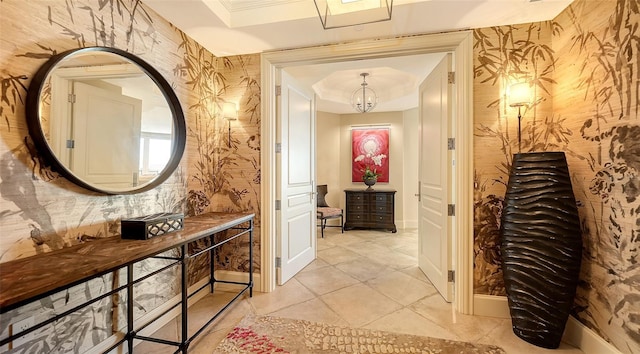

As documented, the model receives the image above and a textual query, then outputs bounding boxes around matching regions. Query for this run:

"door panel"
[287,212,314,259]
[418,54,453,302]
[288,102,312,185]
[277,70,316,284]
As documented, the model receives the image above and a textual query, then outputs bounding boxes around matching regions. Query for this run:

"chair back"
[317,184,329,207]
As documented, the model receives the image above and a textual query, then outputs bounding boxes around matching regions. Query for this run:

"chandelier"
[351,73,378,113]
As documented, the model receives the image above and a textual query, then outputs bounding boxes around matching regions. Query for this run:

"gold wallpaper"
[0,0,260,352]
[473,0,639,352]
[1,0,638,352]
[473,21,556,296]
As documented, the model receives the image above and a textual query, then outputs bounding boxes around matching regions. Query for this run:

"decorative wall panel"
[554,1,639,351]
[473,21,557,296]
[473,0,639,352]
[1,0,637,352]
[0,0,260,352]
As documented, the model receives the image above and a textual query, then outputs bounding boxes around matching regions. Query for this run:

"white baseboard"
[472,294,621,354]
[564,315,622,354]
[92,270,259,353]
[473,294,510,318]
[90,277,210,354]
[215,270,262,293]
[403,220,417,229]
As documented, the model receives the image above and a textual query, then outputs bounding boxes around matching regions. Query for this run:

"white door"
[418,54,454,302]
[277,70,316,284]
[72,81,142,190]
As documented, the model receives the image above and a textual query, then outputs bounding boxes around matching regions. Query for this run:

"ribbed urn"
[500,152,582,349]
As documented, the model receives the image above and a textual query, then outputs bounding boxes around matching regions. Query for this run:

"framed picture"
[351,127,389,183]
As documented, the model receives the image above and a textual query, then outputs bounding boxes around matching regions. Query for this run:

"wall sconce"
[508,82,532,152]
[223,102,238,148]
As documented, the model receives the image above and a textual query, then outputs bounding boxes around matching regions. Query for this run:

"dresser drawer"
[372,194,389,203]
[371,203,392,214]
[370,213,393,224]
[348,203,369,213]
[346,211,369,222]
[347,193,369,204]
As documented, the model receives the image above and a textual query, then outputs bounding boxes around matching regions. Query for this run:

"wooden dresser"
[344,188,397,233]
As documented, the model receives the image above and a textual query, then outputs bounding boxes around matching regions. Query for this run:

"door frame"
[260,30,474,314]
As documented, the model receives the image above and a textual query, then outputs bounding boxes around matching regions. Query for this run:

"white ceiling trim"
[212,0,317,28]
[142,0,573,113]
[221,0,306,12]
[144,0,573,56]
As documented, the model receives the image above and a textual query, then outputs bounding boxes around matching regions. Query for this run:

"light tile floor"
[135,228,584,354]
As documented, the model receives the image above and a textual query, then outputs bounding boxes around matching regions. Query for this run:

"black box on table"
[121,212,184,240]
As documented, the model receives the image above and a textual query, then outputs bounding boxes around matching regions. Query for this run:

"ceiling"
[143,0,573,114]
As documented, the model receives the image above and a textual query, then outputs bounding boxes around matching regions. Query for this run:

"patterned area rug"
[213,315,505,353]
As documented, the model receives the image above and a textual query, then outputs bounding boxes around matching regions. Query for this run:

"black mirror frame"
[25,46,186,195]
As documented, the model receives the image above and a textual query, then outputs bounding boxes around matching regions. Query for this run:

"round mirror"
[26,47,186,194]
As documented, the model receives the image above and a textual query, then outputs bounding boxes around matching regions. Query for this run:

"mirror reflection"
[38,50,176,192]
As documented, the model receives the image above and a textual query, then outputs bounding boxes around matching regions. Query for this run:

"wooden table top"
[0,212,254,312]
[344,188,397,193]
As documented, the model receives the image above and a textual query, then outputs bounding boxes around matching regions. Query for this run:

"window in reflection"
[139,133,172,177]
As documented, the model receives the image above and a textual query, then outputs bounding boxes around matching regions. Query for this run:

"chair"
[316,184,344,238]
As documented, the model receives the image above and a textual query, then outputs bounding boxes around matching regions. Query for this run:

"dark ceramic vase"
[500,152,582,349]
[363,177,377,190]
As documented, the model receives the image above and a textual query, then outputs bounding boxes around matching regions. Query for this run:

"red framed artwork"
[351,127,389,183]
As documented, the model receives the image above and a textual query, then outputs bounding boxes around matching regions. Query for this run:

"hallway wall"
[317,110,420,229]
[316,111,342,208]
[0,0,260,351]
[0,0,637,352]
[472,1,639,352]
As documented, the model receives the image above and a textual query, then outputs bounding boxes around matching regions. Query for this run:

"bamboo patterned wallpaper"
[1,0,638,352]
[0,0,260,352]
[473,0,639,352]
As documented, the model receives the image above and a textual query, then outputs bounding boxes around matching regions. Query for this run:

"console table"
[0,212,254,353]
[344,188,397,233]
